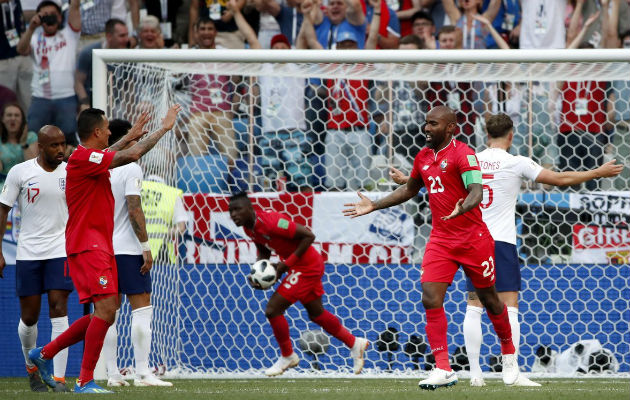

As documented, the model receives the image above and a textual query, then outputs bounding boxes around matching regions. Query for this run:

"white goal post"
[92,49,630,378]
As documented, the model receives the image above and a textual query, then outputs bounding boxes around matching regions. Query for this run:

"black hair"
[108,119,132,146]
[400,34,425,49]
[36,0,62,14]
[105,18,126,35]
[411,10,434,26]
[229,191,250,203]
[77,108,106,142]
[195,15,216,30]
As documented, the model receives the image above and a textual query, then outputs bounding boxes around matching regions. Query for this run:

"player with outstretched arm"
[27,104,181,393]
[343,106,519,390]
[229,192,369,376]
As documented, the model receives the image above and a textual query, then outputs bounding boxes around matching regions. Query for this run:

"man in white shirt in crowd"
[16,0,81,146]
[0,125,72,392]
[101,119,173,387]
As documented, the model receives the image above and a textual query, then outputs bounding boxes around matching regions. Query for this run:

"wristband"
[285,253,299,268]
[140,241,151,252]
[374,12,381,15]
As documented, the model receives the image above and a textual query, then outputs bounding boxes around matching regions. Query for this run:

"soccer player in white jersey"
[0,126,72,392]
[101,119,172,387]
[389,113,623,386]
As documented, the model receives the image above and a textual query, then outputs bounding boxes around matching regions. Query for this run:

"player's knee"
[20,314,38,326]
[48,303,68,318]
[264,306,279,319]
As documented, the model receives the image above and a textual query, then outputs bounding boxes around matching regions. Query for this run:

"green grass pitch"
[1,378,629,399]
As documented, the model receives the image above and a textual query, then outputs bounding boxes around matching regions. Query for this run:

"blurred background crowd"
[1,0,629,192]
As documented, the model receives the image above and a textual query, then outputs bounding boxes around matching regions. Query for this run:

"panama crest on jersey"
[440,159,448,171]
[99,276,108,287]
[58,178,66,191]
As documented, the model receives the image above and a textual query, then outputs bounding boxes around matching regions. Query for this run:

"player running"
[0,126,73,392]
[343,106,519,390]
[389,113,624,387]
[228,192,369,376]
[102,119,173,387]
[27,105,181,393]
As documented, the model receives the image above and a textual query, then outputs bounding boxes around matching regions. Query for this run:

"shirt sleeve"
[172,196,188,224]
[516,156,544,182]
[70,149,116,178]
[456,146,481,174]
[124,164,143,197]
[26,131,37,146]
[0,166,21,207]
[268,212,297,239]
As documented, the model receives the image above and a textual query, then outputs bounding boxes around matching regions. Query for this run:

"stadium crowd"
[1,0,629,191]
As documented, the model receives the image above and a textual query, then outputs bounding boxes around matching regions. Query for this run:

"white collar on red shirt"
[432,138,455,161]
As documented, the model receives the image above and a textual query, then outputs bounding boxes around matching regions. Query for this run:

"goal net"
[95,49,630,377]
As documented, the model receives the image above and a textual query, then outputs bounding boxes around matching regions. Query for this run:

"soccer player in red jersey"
[229,192,369,376]
[343,106,519,390]
[28,104,182,393]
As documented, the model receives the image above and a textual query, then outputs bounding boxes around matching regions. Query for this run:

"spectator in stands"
[420,0,447,32]
[558,11,610,191]
[442,0,500,49]
[410,10,436,48]
[424,25,477,148]
[0,0,33,112]
[397,0,421,37]
[189,0,247,48]
[137,15,165,49]
[365,0,401,49]
[519,0,566,49]
[187,16,237,164]
[253,0,303,47]
[0,102,38,179]
[17,0,81,146]
[75,18,129,112]
[299,14,371,190]
[567,0,630,49]
[368,11,426,164]
[228,0,310,190]
[310,0,366,49]
[145,0,184,47]
[78,0,129,50]
[481,0,520,48]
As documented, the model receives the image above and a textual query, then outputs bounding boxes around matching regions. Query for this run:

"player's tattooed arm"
[110,104,182,169]
[127,195,153,274]
[109,112,150,152]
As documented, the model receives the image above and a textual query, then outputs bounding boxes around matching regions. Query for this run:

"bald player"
[0,126,73,392]
[344,106,519,390]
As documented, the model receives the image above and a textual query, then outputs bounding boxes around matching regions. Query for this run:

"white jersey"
[519,0,566,49]
[0,159,67,260]
[477,148,543,245]
[111,163,143,255]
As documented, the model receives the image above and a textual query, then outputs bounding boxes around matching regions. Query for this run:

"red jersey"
[326,79,369,129]
[559,81,606,134]
[65,145,116,256]
[410,139,490,244]
[244,210,320,268]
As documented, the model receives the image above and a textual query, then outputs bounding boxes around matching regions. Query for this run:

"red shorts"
[67,250,118,304]
[276,254,325,304]
[421,233,496,289]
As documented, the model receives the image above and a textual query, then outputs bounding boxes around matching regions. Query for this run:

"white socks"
[50,316,69,379]
[507,307,520,357]
[463,305,483,377]
[132,305,153,377]
[103,309,120,378]
[18,319,37,369]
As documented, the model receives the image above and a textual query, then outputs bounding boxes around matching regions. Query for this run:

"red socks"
[268,315,293,357]
[78,316,112,385]
[42,315,91,359]
[487,305,515,355]
[311,310,355,348]
[425,307,451,371]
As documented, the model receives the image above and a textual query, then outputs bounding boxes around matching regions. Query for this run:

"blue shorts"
[466,241,520,292]
[116,254,151,295]
[16,257,74,297]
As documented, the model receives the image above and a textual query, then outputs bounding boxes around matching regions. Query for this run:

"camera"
[40,14,58,26]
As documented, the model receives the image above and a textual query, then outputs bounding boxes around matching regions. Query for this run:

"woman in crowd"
[0,102,38,181]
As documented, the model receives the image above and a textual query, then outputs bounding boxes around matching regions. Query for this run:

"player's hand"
[0,253,5,278]
[273,262,287,281]
[342,192,375,218]
[247,274,264,290]
[596,159,624,178]
[127,112,151,141]
[140,250,153,275]
[161,104,182,131]
[389,166,408,185]
[442,198,464,221]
